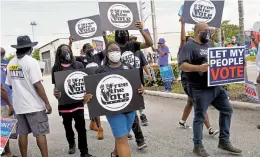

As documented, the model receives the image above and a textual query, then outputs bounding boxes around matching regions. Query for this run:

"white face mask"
[108,51,121,63]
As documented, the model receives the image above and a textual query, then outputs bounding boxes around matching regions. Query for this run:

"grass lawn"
[145,81,256,103]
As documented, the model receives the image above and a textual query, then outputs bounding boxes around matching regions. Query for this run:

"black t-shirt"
[52,61,85,111]
[95,63,134,74]
[120,41,148,85]
[178,40,209,89]
[75,52,105,68]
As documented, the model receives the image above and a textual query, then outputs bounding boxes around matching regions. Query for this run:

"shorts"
[106,112,136,138]
[17,110,50,137]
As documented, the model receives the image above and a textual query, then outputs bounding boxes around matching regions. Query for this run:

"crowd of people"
[1,17,259,157]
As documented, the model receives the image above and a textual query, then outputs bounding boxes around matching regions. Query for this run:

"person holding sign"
[178,17,219,136]
[114,25,152,149]
[157,38,173,92]
[70,33,107,140]
[179,23,242,157]
[253,33,260,129]
[83,42,144,157]
[52,44,94,157]
[1,68,17,157]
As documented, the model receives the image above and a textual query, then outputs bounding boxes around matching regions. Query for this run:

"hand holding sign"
[53,88,61,100]
[83,93,93,104]
[135,21,143,30]
[199,63,210,72]
[138,88,145,96]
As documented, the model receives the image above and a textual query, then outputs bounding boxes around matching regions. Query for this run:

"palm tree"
[238,0,245,46]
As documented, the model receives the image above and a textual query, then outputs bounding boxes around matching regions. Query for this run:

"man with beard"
[179,23,242,157]
[52,44,94,157]
[110,21,153,149]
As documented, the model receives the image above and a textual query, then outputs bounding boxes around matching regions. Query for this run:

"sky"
[1,0,260,56]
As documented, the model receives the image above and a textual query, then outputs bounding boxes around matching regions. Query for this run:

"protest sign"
[98,2,140,30]
[84,69,144,117]
[208,46,245,86]
[183,0,224,28]
[244,80,259,102]
[160,66,175,81]
[68,15,102,41]
[0,118,17,154]
[178,5,184,16]
[92,40,104,52]
[54,68,97,105]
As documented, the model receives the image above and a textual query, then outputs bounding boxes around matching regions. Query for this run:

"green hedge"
[144,63,179,87]
[144,63,230,90]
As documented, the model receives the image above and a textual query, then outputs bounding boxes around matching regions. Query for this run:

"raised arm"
[135,22,153,49]
[179,17,186,49]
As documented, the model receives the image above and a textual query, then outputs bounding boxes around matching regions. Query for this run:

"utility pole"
[151,0,158,50]
[30,21,37,42]
[218,28,222,47]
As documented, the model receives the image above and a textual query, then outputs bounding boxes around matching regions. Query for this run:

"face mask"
[199,31,210,44]
[85,49,94,56]
[61,51,71,63]
[108,51,121,63]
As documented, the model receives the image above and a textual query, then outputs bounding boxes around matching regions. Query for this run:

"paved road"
[8,76,260,157]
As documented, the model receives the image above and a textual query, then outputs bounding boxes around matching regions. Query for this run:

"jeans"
[160,65,172,91]
[61,109,88,154]
[191,86,233,147]
[132,113,145,143]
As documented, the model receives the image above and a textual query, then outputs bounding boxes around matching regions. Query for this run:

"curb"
[144,90,260,110]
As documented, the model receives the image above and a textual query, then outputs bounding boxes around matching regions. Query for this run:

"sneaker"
[89,121,98,131]
[179,121,192,129]
[97,127,104,140]
[140,114,148,126]
[68,143,76,154]
[80,153,95,157]
[111,153,119,157]
[209,128,219,136]
[137,140,148,150]
[218,142,242,155]
[127,134,133,140]
[193,147,210,157]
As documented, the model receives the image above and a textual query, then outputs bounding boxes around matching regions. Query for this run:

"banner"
[0,118,17,154]
[244,80,259,102]
[208,47,245,86]
[68,15,102,41]
[183,0,225,28]
[160,66,174,81]
[54,68,97,105]
[92,40,104,52]
[84,69,144,117]
[98,2,140,30]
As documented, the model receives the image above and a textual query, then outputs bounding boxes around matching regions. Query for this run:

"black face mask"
[115,30,129,45]
[85,49,94,56]
[199,31,210,44]
[60,51,71,63]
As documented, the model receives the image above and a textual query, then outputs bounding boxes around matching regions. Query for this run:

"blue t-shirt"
[1,68,12,106]
[1,58,9,75]
[157,46,169,66]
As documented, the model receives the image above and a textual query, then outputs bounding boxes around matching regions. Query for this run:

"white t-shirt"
[6,55,45,114]
[256,44,260,73]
